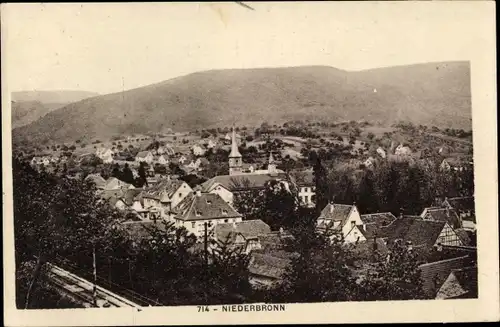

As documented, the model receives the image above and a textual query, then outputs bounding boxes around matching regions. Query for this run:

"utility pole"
[204,222,209,267]
[92,244,98,307]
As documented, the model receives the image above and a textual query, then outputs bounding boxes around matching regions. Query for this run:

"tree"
[13,158,123,308]
[359,242,426,300]
[121,164,135,184]
[356,170,378,213]
[111,163,121,180]
[269,222,359,303]
[313,157,329,215]
[137,162,148,187]
[232,179,299,230]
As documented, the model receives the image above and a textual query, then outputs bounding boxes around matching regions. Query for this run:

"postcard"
[2,2,498,325]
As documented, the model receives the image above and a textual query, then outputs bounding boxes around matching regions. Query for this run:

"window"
[222,209,228,215]
[351,221,356,228]
[179,193,182,197]
[191,222,195,228]
[224,219,228,223]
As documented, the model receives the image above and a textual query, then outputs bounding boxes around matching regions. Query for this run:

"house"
[201,180,234,205]
[442,196,475,220]
[186,160,199,170]
[378,217,464,249]
[316,203,365,243]
[172,189,243,238]
[191,144,206,157]
[376,147,386,159]
[96,148,114,163]
[206,139,217,149]
[135,151,154,164]
[156,145,175,156]
[289,170,315,208]
[440,157,471,172]
[363,157,375,168]
[84,173,107,190]
[178,155,188,165]
[142,178,193,218]
[435,266,478,299]
[419,256,475,298]
[442,196,476,231]
[41,157,51,166]
[103,177,133,191]
[421,207,462,230]
[248,252,292,288]
[213,220,272,253]
[157,155,169,166]
[30,157,41,166]
[395,143,412,156]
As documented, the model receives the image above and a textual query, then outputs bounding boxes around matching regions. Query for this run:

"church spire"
[228,125,242,175]
[229,126,242,158]
[269,151,275,164]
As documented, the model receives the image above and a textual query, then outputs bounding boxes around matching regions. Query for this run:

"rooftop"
[174,192,242,222]
[214,220,271,243]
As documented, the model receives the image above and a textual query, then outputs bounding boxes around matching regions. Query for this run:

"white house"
[201,180,234,205]
[191,144,206,157]
[157,145,175,156]
[395,144,412,156]
[376,147,387,159]
[173,189,243,239]
[206,139,217,149]
[96,148,114,163]
[142,179,193,219]
[178,155,188,165]
[363,157,375,168]
[316,203,365,243]
[135,151,154,164]
[157,155,169,166]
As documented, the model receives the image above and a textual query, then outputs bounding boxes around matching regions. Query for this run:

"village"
[20,120,477,300]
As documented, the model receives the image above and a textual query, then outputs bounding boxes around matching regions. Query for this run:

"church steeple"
[228,126,242,175]
[268,151,277,175]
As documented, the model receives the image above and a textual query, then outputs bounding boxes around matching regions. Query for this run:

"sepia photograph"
[2,1,498,325]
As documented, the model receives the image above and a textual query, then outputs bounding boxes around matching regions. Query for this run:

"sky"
[2,2,493,95]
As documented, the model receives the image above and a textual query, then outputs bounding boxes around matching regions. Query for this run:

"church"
[201,128,289,204]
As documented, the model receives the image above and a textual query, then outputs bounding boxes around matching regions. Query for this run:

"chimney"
[279,227,284,237]
[399,207,404,219]
[194,186,202,197]
[329,204,334,214]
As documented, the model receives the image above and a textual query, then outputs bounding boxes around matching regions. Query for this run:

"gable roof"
[419,256,473,297]
[248,252,292,280]
[119,220,169,240]
[214,220,271,243]
[379,217,446,249]
[422,208,461,229]
[318,203,354,227]
[346,238,390,262]
[136,151,152,158]
[202,173,288,191]
[104,177,131,190]
[84,174,107,189]
[444,196,475,212]
[174,192,242,221]
[143,179,185,200]
[121,188,144,206]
